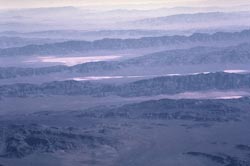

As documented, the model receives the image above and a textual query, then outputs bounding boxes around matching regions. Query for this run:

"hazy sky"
[0,0,249,9]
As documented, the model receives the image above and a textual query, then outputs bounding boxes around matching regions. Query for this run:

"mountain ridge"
[1,29,250,56]
[1,72,250,97]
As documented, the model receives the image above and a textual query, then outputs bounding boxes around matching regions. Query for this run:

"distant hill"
[134,12,250,25]
[0,36,61,49]
[0,30,175,41]
[1,29,250,56]
[130,12,250,30]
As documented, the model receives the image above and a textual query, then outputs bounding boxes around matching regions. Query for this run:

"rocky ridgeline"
[0,72,250,97]
[124,43,250,66]
[76,98,250,122]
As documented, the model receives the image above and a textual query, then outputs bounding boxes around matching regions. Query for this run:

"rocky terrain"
[1,98,250,166]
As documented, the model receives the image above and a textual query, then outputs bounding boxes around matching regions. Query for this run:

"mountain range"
[1,72,250,97]
[1,29,250,57]
[1,42,250,80]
